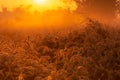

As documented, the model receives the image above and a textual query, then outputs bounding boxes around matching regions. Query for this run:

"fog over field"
[0,0,120,80]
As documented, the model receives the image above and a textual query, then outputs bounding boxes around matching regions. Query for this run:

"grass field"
[0,19,120,80]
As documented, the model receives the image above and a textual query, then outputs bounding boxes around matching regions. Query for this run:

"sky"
[0,0,81,30]
[0,0,77,12]
[0,0,119,29]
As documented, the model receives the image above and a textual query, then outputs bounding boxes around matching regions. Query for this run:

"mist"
[0,0,120,31]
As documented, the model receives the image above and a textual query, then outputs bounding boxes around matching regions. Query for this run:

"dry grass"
[0,19,120,80]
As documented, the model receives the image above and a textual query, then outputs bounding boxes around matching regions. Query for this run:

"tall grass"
[0,19,120,80]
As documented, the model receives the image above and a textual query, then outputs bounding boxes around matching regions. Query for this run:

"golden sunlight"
[0,0,77,12]
[30,0,65,12]
[34,0,46,4]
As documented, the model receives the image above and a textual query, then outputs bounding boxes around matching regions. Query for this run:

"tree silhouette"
[75,0,120,20]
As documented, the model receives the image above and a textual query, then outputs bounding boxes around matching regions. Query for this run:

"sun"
[34,0,46,4]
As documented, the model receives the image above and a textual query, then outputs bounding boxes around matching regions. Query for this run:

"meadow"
[0,19,120,80]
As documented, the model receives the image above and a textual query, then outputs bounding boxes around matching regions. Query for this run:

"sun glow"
[30,0,62,12]
[34,0,46,4]
[0,0,77,12]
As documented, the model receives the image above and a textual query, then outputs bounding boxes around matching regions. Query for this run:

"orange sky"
[0,0,77,12]
[0,0,119,29]
[0,0,82,30]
